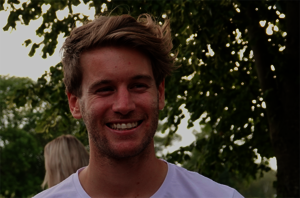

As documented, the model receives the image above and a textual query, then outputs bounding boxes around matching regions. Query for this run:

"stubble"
[80,96,159,161]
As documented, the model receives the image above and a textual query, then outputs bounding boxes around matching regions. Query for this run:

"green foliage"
[0,76,44,197]
[0,75,33,128]
[0,127,44,197]
[0,75,87,197]
[154,122,182,157]
[235,170,277,198]
[12,63,88,144]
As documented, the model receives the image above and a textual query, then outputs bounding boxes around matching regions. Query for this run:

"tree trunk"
[246,1,299,197]
[276,1,299,197]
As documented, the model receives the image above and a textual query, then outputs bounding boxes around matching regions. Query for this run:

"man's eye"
[96,87,114,93]
[131,84,148,90]
[135,84,146,88]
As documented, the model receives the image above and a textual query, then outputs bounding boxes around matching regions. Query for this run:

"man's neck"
[79,143,168,198]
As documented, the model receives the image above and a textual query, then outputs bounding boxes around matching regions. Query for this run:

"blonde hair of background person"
[42,135,89,188]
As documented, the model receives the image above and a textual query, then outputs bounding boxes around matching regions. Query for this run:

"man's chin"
[99,142,151,161]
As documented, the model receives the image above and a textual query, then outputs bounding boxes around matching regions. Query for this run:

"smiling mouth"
[107,121,142,130]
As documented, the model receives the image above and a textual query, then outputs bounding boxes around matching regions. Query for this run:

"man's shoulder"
[33,173,81,198]
[153,162,244,198]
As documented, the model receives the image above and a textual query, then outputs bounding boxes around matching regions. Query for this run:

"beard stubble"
[80,96,160,161]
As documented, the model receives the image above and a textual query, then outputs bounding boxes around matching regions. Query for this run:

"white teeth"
[127,123,132,128]
[110,122,138,130]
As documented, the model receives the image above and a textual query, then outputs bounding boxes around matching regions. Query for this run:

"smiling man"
[34,14,243,198]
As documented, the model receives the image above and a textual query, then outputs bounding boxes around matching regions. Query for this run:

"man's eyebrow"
[88,75,154,91]
[131,75,153,82]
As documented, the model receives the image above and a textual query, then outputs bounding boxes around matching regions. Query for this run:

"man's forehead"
[80,48,154,86]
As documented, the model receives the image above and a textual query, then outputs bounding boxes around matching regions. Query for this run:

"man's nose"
[112,88,135,115]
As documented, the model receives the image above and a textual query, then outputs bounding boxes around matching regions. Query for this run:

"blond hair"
[42,135,89,188]
[61,13,176,97]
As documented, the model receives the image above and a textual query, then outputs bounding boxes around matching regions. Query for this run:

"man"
[34,14,244,198]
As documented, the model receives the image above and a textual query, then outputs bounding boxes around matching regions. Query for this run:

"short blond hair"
[42,135,89,188]
[61,13,176,97]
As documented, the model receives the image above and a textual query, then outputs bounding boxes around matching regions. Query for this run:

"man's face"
[67,46,165,160]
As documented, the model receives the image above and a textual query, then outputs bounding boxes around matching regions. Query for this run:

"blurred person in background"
[42,134,89,188]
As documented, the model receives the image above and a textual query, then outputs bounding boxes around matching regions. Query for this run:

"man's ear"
[67,92,82,119]
[158,80,165,110]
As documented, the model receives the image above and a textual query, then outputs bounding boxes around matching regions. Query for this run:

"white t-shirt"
[34,162,244,198]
